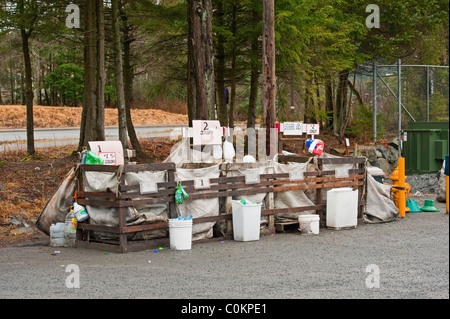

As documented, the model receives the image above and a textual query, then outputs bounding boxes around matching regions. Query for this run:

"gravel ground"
[0,197,448,303]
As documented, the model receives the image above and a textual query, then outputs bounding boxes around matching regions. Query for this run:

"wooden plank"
[122,162,176,172]
[275,221,299,232]
[318,157,366,165]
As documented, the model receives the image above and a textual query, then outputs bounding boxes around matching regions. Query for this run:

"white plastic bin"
[326,188,358,229]
[298,214,320,235]
[231,200,262,242]
[169,219,193,250]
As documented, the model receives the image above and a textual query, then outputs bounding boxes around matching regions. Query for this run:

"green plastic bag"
[175,182,189,204]
[83,150,104,165]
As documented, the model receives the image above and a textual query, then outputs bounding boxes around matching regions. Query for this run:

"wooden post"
[262,0,276,157]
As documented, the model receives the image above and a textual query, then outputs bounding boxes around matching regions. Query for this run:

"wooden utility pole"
[262,0,276,157]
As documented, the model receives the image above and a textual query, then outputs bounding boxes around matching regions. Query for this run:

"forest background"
[0,0,448,157]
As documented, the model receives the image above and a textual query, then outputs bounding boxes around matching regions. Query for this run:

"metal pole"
[376,73,416,122]
[373,61,377,142]
[398,59,402,158]
[426,65,430,122]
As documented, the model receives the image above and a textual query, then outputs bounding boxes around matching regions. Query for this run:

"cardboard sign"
[283,122,303,136]
[88,141,124,166]
[192,120,222,145]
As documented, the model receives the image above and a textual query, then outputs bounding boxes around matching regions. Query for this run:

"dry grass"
[0,105,188,129]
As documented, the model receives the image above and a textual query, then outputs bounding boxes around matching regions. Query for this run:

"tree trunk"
[112,0,128,149]
[247,6,260,129]
[214,0,228,126]
[21,29,35,156]
[188,0,215,121]
[325,80,333,129]
[96,0,105,141]
[334,71,350,138]
[187,0,196,126]
[262,0,276,157]
[228,2,237,128]
[121,1,143,154]
[79,0,97,151]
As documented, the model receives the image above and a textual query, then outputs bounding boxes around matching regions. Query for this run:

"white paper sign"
[98,152,117,166]
[289,170,304,181]
[194,178,211,190]
[306,124,320,136]
[88,141,124,166]
[192,120,222,145]
[283,122,303,136]
[245,173,260,185]
[140,181,158,195]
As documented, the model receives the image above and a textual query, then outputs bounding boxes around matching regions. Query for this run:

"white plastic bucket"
[231,200,262,242]
[298,214,320,235]
[169,219,193,250]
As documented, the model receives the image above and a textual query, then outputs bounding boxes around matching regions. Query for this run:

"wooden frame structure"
[75,156,366,253]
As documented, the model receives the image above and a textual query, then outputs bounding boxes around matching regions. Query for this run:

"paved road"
[0,197,448,304]
[0,125,185,151]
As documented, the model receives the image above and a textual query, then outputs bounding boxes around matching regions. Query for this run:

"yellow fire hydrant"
[390,157,409,217]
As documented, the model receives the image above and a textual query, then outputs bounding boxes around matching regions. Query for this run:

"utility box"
[403,122,449,174]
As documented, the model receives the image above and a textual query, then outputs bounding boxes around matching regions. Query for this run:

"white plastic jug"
[50,223,65,247]
[73,202,89,222]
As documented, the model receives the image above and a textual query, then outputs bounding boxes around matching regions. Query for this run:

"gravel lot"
[0,197,448,303]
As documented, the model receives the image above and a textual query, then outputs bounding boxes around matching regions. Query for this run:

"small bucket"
[169,219,193,250]
[298,214,320,235]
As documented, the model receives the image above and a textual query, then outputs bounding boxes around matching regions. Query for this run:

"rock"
[378,158,393,176]
[366,146,378,163]
[11,226,34,235]
[9,218,22,226]
[386,146,398,165]
[374,145,388,159]
[0,183,7,191]
[388,138,399,149]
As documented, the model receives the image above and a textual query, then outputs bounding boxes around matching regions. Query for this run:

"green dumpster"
[403,121,449,174]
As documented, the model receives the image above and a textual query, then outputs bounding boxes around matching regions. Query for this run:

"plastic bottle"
[50,222,65,247]
[64,208,77,247]
[73,202,89,222]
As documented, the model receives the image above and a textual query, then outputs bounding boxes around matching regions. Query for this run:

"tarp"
[175,164,221,241]
[273,160,317,221]
[364,174,399,223]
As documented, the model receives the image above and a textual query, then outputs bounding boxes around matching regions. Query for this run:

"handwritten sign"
[306,124,320,136]
[192,120,222,145]
[98,152,117,166]
[283,122,303,136]
[88,141,124,166]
